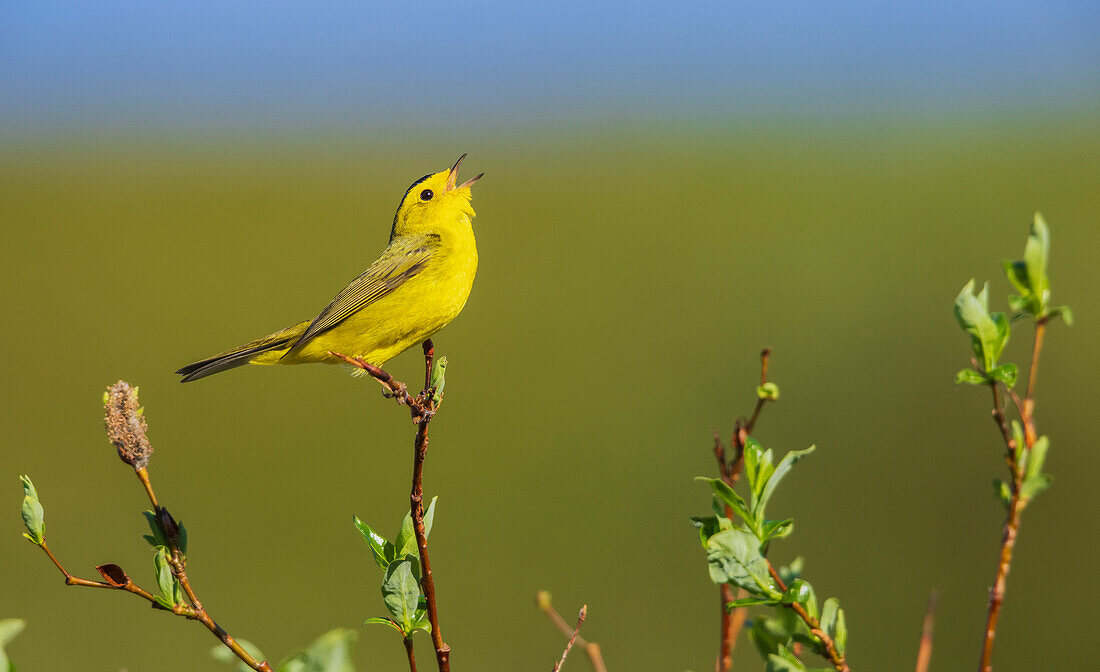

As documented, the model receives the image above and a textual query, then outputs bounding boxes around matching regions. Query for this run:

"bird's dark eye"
[419,189,434,201]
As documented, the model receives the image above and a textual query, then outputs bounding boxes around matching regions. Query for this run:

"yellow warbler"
[177,155,483,382]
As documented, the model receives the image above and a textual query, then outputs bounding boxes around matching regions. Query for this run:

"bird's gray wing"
[285,238,436,352]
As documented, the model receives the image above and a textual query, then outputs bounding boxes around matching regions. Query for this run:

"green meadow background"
[1,119,1098,671]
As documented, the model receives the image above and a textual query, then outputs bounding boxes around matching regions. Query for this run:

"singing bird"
[176,155,483,382]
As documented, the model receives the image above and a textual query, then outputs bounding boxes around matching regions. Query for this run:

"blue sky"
[2,1,1098,131]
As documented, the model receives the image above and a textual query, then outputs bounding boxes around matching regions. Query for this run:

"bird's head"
[391,154,483,238]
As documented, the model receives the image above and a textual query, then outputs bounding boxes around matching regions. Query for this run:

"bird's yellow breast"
[284,222,478,366]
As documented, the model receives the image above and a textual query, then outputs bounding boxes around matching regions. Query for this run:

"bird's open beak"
[445,153,484,192]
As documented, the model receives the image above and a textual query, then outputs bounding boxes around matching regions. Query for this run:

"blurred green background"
[4,2,1100,670]
[2,120,1098,671]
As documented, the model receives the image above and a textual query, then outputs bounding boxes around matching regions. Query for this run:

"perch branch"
[332,341,450,672]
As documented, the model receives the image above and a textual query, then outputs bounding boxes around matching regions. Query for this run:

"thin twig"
[915,591,938,672]
[744,348,772,435]
[978,320,1046,672]
[37,542,169,608]
[333,342,450,672]
[537,591,608,672]
[552,605,587,672]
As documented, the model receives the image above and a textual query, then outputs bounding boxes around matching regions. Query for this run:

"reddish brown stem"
[35,539,271,671]
[978,320,1046,672]
[552,605,587,672]
[979,476,1024,672]
[537,592,608,672]
[412,413,449,671]
[423,338,435,393]
[404,637,420,672]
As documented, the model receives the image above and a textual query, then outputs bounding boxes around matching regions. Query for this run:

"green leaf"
[276,628,357,672]
[765,644,809,672]
[0,619,26,672]
[410,606,432,633]
[19,476,44,545]
[211,638,268,672]
[395,497,437,558]
[143,510,169,549]
[705,528,779,598]
[18,476,37,501]
[819,598,847,653]
[743,438,775,501]
[363,617,403,635]
[761,518,794,542]
[353,516,391,571]
[381,558,422,633]
[756,446,816,520]
[834,607,848,655]
[993,479,1012,510]
[697,477,751,525]
[153,547,177,607]
[726,596,780,609]
[395,511,416,558]
[1023,214,1050,307]
[955,369,987,385]
[1011,422,1026,465]
[782,579,819,621]
[423,497,437,540]
[177,521,189,556]
[1021,473,1053,501]
[990,363,1018,389]
[1049,305,1073,326]
[430,356,447,405]
[954,280,1010,371]
[691,515,724,548]
[1004,214,1055,318]
[757,382,780,400]
[1025,436,1050,481]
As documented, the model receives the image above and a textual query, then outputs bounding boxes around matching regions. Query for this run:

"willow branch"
[552,605,587,672]
[537,591,608,672]
[978,318,1046,672]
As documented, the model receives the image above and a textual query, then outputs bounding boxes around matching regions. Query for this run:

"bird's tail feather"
[176,322,307,382]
